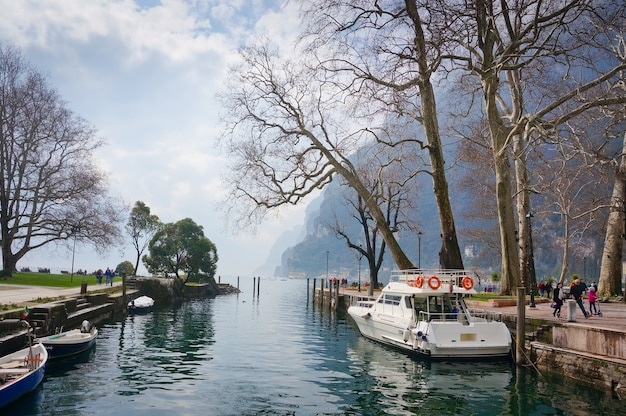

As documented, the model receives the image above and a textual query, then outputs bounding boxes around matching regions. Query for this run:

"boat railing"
[351,295,377,308]
[467,308,504,322]
[417,308,503,323]
[390,269,477,285]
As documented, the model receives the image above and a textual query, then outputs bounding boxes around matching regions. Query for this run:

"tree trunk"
[558,214,570,284]
[514,133,531,292]
[598,131,626,298]
[483,69,520,294]
[406,0,464,270]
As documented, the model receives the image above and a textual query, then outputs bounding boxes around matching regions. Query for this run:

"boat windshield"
[414,295,458,321]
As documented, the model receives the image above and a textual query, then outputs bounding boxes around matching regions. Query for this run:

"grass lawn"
[0,272,117,288]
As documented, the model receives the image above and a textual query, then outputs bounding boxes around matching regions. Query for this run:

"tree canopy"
[143,218,218,282]
[126,201,162,276]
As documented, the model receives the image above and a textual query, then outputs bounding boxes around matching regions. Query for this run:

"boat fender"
[462,276,474,290]
[428,276,441,290]
[416,275,424,288]
[403,329,411,342]
[417,330,423,336]
[421,335,428,341]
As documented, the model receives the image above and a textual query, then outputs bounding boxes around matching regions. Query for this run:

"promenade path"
[1,281,124,306]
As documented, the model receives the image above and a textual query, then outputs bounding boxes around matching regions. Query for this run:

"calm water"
[5,278,623,415]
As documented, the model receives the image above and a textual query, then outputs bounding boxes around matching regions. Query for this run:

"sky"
[0,0,310,278]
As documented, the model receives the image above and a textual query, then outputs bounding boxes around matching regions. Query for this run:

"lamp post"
[358,245,362,292]
[526,213,536,308]
[326,250,329,287]
[418,231,423,269]
[70,225,80,283]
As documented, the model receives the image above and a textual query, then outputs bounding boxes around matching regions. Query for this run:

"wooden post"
[312,278,317,304]
[218,275,221,284]
[257,276,260,295]
[516,287,526,365]
[320,278,324,305]
[253,277,256,296]
[237,276,239,289]
[307,278,310,303]
[122,272,127,314]
[335,279,340,309]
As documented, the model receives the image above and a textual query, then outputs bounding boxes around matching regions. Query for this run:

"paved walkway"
[0,281,123,306]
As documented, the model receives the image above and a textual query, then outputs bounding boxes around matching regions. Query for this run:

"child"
[588,286,598,315]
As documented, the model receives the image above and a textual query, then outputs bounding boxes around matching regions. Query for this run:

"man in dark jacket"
[570,279,589,318]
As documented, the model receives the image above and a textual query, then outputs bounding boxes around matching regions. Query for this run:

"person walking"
[553,282,565,319]
[570,278,589,318]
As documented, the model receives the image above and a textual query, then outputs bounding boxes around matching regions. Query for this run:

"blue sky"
[0,0,308,277]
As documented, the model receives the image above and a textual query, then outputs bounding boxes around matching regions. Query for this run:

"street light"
[358,245,362,292]
[326,250,329,287]
[526,213,536,308]
[70,225,80,283]
[418,231,423,269]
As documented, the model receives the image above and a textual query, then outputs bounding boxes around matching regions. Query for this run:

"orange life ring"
[415,275,424,288]
[428,275,441,290]
[462,276,474,290]
[407,279,416,287]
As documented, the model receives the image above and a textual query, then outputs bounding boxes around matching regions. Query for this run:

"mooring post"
[320,278,324,305]
[237,276,240,289]
[567,299,577,322]
[516,287,526,365]
[312,278,316,304]
[253,277,256,297]
[257,276,260,295]
[307,278,310,303]
[122,272,127,314]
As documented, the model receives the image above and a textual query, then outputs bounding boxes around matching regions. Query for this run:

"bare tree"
[0,44,123,276]
[299,0,464,269]
[449,0,626,294]
[218,42,414,270]
[327,148,420,294]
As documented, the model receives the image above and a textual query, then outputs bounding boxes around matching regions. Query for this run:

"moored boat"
[37,320,98,359]
[347,269,512,360]
[0,342,48,409]
[127,295,154,313]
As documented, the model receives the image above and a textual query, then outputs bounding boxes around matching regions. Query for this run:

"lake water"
[5,278,624,415]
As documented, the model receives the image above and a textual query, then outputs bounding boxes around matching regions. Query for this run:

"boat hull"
[0,343,48,409]
[39,328,98,359]
[349,309,511,360]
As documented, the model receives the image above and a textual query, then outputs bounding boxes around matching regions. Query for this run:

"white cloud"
[2,0,307,277]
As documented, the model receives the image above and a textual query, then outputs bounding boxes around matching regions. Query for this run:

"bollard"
[567,299,577,322]
[80,280,88,294]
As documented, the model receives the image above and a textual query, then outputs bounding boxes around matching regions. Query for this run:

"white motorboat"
[37,320,98,359]
[127,295,154,313]
[347,269,512,360]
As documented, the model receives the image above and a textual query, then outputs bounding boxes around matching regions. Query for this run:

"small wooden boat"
[0,342,48,409]
[37,321,98,359]
[127,295,154,313]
